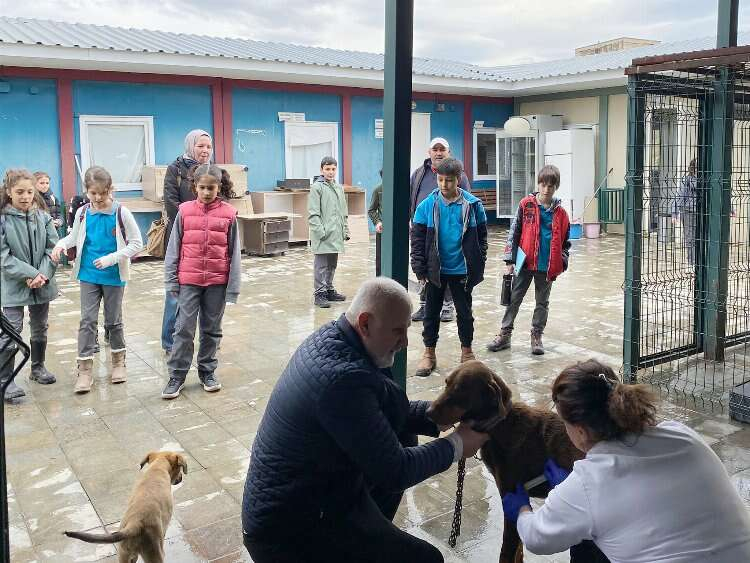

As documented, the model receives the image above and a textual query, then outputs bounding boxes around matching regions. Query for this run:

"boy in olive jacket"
[308,156,349,308]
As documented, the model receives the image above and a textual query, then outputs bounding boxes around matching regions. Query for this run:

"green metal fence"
[598,187,625,224]
[623,46,750,409]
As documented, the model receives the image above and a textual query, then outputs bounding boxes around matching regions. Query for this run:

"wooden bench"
[471,188,496,211]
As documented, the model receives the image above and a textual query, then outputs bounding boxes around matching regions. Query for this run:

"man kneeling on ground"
[242,277,489,562]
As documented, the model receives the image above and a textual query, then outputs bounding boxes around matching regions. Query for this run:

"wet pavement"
[5,226,750,562]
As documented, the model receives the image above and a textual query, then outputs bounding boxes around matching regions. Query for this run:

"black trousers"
[243,491,442,563]
[375,232,381,277]
[422,275,473,348]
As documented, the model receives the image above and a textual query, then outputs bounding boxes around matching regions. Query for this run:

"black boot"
[0,349,25,401]
[30,340,56,384]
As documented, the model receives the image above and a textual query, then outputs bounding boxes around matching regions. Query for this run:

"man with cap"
[409,137,471,322]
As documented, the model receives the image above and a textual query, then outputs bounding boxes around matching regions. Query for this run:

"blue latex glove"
[544,458,571,488]
[501,484,531,523]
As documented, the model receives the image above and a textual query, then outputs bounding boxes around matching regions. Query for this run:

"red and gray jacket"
[164,199,242,302]
[503,193,571,281]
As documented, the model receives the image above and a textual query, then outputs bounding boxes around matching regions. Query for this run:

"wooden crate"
[141,165,168,202]
[218,163,249,195]
[241,217,291,256]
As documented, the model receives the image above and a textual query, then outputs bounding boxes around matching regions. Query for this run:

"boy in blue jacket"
[410,158,487,377]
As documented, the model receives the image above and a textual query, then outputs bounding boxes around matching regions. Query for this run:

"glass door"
[496,131,535,216]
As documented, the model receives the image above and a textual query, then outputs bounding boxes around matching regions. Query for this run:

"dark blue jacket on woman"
[242,315,454,541]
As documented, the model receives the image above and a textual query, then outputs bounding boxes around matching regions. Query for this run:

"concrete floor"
[5,226,750,562]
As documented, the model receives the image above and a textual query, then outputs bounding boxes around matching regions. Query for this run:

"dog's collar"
[467,401,511,433]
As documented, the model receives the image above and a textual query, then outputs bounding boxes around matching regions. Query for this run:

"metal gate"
[624,46,750,408]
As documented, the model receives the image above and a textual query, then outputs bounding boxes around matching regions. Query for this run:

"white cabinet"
[544,129,595,221]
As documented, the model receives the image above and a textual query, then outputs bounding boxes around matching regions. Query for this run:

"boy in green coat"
[308,157,349,308]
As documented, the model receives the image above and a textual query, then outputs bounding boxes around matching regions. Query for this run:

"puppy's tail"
[64,526,136,544]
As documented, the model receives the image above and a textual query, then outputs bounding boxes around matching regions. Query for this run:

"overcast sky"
[7,1,750,66]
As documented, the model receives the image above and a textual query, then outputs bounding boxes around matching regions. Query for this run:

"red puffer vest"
[518,195,570,281]
[177,199,237,286]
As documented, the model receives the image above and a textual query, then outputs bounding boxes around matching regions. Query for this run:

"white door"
[411,113,431,174]
[545,153,574,218]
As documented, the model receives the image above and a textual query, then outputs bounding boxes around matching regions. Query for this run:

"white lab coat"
[517,421,750,562]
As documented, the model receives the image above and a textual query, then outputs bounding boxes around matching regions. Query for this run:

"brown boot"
[111,350,127,383]
[415,347,437,377]
[530,330,544,355]
[74,359,94,394]
[460,347,475,363]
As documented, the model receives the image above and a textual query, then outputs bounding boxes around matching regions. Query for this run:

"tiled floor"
[5,227,750,562]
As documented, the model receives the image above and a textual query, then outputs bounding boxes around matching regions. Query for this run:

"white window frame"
[284,121,340,183]
[474,126,501,181]
[79,115,156,191]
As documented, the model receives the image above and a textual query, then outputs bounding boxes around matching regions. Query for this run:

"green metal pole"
[704,0,737,360]
[717,0,739,48]
[382,0,413,387]
[704,72,733,361]
[623,76,645,383]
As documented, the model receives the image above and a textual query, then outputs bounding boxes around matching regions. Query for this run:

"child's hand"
[50,247,63,263]
[94,258,106,269]
[28,274,46,289]
[505,264,514,275]
[53,219,63,228]
[375,222,383,233]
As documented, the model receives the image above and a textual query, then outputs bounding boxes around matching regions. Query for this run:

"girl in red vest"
[162,164,241,399]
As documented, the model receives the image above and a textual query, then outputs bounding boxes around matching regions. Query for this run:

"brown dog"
[428,360,608,563]
[65,451,187,563]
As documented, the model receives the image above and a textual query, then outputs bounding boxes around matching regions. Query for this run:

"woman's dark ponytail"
[552,359,657,441]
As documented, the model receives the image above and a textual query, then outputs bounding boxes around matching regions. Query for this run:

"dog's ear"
[488,372,513,417]
[139,451,157,469]
[175,454,188,475]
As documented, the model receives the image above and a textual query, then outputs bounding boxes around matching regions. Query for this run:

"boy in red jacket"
[488,165,570,355]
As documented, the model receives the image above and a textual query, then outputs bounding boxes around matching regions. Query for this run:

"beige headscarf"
[182,129,213,163]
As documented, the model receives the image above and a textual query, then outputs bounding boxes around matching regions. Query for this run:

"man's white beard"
[373,351,396,369]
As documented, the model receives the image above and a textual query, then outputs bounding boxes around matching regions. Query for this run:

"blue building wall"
[72,80,214,194]
[351,96,384,195]
[232,88,342,191]
[412,99,465,164]
[0,78,62,200]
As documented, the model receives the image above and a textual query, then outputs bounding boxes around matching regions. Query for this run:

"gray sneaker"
[440,305,455,322]
[161,377,185,400]
[199,373,222,393]
[411,304,426,322]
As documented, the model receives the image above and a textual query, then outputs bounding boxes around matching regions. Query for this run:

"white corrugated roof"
[1,16,748,87]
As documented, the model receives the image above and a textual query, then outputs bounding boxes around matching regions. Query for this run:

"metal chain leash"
[448,457,466,548]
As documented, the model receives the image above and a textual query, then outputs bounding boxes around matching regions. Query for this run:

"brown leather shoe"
[460,347,476,363]
[487,330,512,352]
[415,347,437,377]
[531,331,544,355]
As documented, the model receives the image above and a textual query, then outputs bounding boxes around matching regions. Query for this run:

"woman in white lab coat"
[502,359,750,563]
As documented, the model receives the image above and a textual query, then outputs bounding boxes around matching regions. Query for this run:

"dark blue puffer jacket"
[242,315,454,540]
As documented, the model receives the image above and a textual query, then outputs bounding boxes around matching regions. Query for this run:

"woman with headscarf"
[161,129,213,354]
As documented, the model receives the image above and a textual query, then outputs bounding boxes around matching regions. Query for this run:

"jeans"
[161,291,179,351]
[78,282,125,359]
[243,488,443,563]
[313,253,339,295]
[422,275,474,348]
[167,285,227,381]
[500,269,553,334]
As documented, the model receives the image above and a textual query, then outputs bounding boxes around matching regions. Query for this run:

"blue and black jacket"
[410,188,488,290]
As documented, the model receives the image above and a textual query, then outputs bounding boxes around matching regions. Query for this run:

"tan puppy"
[65,451,187,563]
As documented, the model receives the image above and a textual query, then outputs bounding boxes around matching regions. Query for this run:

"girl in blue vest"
[51,166,143,394]
[161,164,241,400]
[0,169,60,401]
